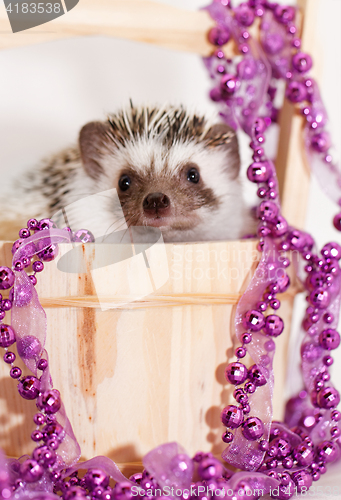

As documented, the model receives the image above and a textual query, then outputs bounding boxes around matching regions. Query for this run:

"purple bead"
[208,25,230,46]
[292,52,313,73]
[33,445,57,467]
[64,487,88,500]
[0,324,16,347]
[0,267,15,290]
[222,431,233,443]
[220,74,240,95]
[311,132,331,153]
[331,410,341,421]
[210,87,222,102]
[10,366,22,379]
[293,442,314,466]
[257,201,278,222]
[306,271,324,290]
[283,457,293,469]
[271,480,295,499]
[244,382,256,394]
[237,58,257,80]
[20,459,44,482]
[317,440,338,463]
[19,228,30,239]
[300,342,322,363]
[270,299,280,310]
[234,4,254,26]
[271,216,288,236]
[286,81,307,103]
[270,438,291,458]
[84,469,110,490]
[31,430,43,442]
[264,315,284,337]
[319,329,340,350]
[39,218,56,231]
[37,243,59,262]
[17,336,42,360]
[292,471,312,493]
[38,358,48,371]
[72,229,95,244]
[247,161,272,183]
[29,275,37,286]
[42,421,64,440]
[262,33,284,55]
[277,273,290,292]
[34,412,46,425]
[242,332,252,344]
[243,309,265,331]
[308,288,330,309]
[220,405,244,429]
[37,389,61,414]
[113,482,133,500]
[317,387,340,409]
[32,260,44,272]
[323,355,333,366]
[225,362,248,385]
[248,364,267,386]
[3,351,15,363]
[18,376,41,400]
[198,457,223,480]
[27,218,39,230]
[331,426,340,438]
[259,440,269,452]
[274,5,295,24]
[322,242,341,260]
[242,417,264,440]
[235,347,246,358]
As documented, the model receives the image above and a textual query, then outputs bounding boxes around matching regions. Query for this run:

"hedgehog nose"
[143,192,170,217]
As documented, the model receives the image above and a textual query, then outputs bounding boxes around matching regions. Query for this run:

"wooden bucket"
[0,238,298,468]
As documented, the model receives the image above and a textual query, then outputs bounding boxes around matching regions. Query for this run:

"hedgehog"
[2,104,254,243]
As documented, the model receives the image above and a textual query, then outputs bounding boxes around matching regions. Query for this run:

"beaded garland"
[0,1,340,500]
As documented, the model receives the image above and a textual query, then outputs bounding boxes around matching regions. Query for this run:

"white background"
[0,0,340,492]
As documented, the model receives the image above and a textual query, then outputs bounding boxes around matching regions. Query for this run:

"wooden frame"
[0,0,321,467]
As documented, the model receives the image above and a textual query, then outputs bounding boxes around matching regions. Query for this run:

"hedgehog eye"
[187,167,200,184]
[118,174,131,192]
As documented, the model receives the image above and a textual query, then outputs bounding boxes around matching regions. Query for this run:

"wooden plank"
[276,0,321,228]
[0,0,225,55]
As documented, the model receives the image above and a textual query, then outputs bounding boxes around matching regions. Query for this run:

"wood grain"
[0,240,300,460]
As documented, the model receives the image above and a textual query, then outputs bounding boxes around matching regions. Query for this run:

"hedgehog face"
[79,105,248,242]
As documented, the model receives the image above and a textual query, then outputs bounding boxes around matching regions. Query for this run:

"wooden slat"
[276,0,321,228]
[0,0,223,55]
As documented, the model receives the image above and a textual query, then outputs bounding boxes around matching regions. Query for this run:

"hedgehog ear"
[204,123,240,178]
[79,121,110,180]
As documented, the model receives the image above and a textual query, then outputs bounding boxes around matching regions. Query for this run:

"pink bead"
[316,441,338,463]
[18,376,41,400]
[262,33,284,55]
[222,431,233,443]
[221,405,244,429]
[263,315,284,337]
[317,387,340,409]
[321,242,341,260]
[248,364,267,386]
[0,267,15,290]
[291,471,312,493]
[19,459,44,483]
[220,74,240,95]
[198,457,223,480]
[311,132,331,153]
[242,417,264,440]
[271,216,288,236]
[292,52,313,73]
[293,442,314,466]
[234,4,254,26]
[319,329,340,350]
[37,389,61,414]
[274,5,295,24]
[0,324,16,348]
[208,25,230,46]
[247,161,272,183]
[84,470,110,490]
[257,201,278,222]
[225,362,248,385]
[308,288,330,309]
[243,309,265,331]
[286,81,307,103]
